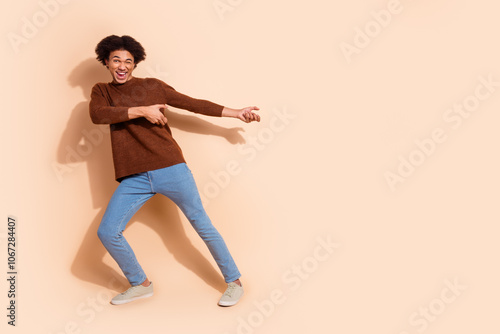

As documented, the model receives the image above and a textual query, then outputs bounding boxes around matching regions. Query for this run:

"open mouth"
[116,71,127,80]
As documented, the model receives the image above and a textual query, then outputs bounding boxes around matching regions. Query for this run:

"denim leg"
[97,173,155,286]
[150,163,241,283]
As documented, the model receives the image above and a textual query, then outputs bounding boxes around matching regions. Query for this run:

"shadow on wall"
[59,58,247,293]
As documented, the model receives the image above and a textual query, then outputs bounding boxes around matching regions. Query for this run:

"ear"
[105,58,109,67]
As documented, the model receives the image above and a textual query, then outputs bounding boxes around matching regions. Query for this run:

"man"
[89,35,260,306]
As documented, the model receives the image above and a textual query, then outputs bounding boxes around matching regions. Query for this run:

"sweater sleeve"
[159,80,224,117]
[89,84,130,124]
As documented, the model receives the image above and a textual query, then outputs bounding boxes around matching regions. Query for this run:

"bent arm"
[89,84,167,125]
[89,84,130,124]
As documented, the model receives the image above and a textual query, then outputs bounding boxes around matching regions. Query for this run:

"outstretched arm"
[222,106,261,123]
[130,105,260,126]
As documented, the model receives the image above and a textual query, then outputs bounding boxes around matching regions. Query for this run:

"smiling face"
[105,50,135,84]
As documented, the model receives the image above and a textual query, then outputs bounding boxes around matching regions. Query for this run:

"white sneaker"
[218,282,244,306]
[110,282,154,305]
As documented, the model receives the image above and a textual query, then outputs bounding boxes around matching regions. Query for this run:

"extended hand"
[142,104,168,126]
[236,106,260,123]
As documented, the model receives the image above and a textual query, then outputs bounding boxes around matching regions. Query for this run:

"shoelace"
[223,284,238,297]
[121,285,141,297]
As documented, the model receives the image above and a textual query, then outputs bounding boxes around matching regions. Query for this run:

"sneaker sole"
[110,292,153,305]
[218,291,244,307]
[218,300,238,307]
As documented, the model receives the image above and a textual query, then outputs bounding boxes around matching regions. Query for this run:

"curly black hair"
[95,35,146,67]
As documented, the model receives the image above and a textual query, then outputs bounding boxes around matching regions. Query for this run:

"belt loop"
[147,171,155,193]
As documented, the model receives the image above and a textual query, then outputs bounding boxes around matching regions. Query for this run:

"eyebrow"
[112,55,133,61]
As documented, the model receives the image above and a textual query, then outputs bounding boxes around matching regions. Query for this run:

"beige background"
[1,0,499,333]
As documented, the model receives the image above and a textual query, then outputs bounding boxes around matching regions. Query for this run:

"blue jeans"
[97,163,241,286]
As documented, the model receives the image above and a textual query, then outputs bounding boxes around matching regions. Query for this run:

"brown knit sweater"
[89,77,224,181]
